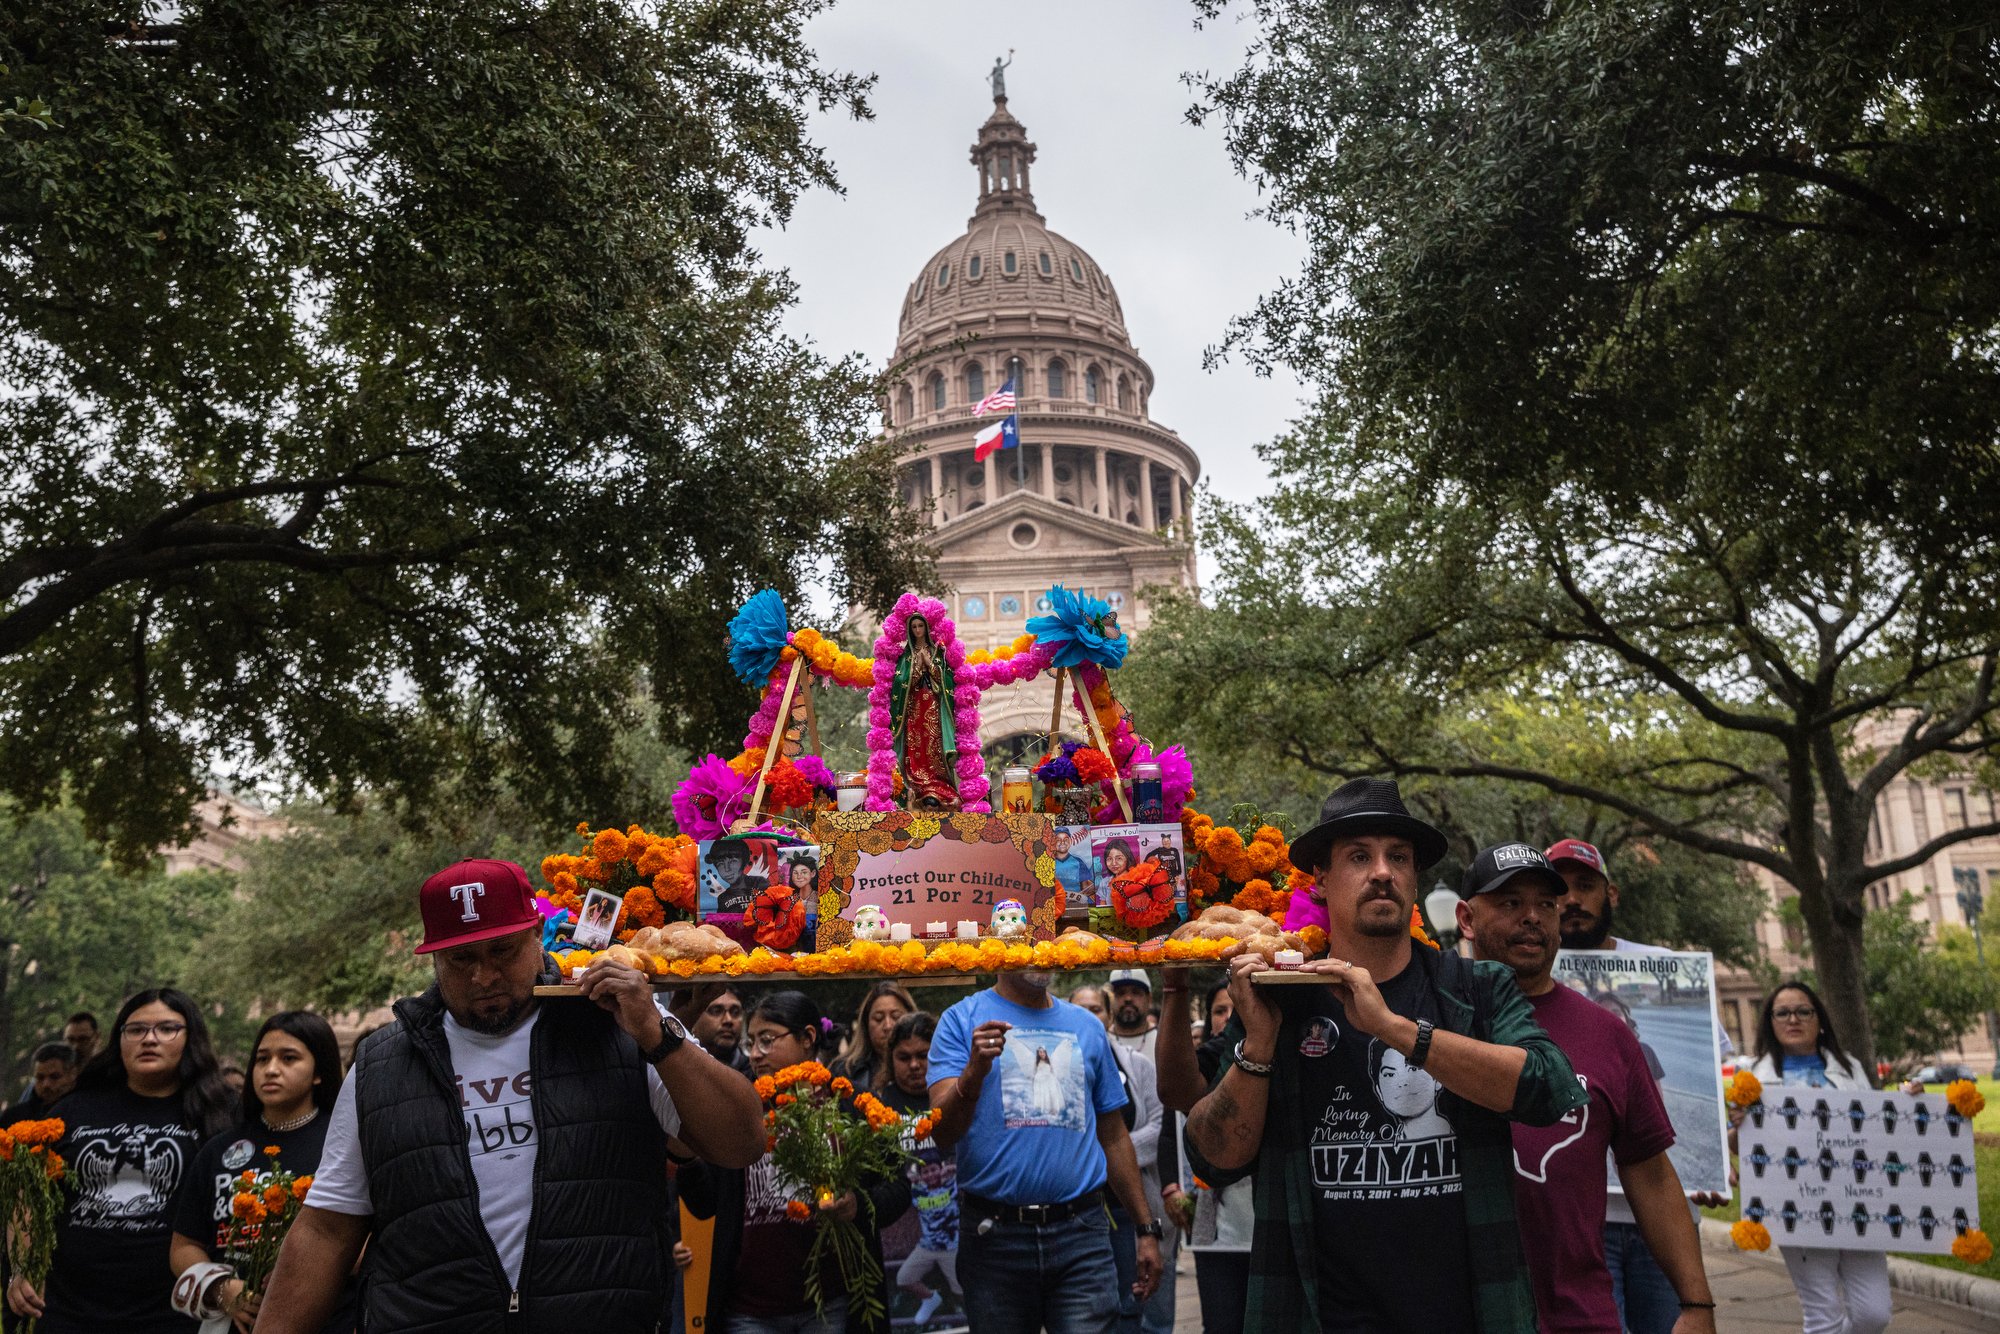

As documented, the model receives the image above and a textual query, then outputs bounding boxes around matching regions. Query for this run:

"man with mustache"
[1547,838,1734,1333]
[1459,843,1715,1334]
[1185,778,1587,1332]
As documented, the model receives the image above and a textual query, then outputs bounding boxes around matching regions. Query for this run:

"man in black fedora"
[1184,778,1586,1333]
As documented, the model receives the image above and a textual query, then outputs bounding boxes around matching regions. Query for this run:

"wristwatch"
[642,1011,690,1064]
[1135,1219,1165,1240]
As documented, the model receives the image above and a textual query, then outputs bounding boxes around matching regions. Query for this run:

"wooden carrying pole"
[1076,675,1133,822]
[744,655,806,827]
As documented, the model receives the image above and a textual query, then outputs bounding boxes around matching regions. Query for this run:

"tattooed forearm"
[1186,1069,1268,1171]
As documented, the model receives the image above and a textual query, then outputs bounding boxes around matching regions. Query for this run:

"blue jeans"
[1603,1221,1680,1334]
[727,1296,847,1334]
[960,1203,1120,1334]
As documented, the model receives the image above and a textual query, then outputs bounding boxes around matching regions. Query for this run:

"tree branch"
[1864,820,2000,884]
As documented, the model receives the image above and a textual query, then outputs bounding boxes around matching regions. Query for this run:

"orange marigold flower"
[754,1076,777,1100]
[591,829,630,866]
[913,1117,935,1139]
[775,1093,795,1107]
[1731,1219,1770,1251]
[263,1145,282,1158]
[231,1193,267,1224]
[1727,1070,1763,1109]
[786,1200,813,1223]
[264,1183,291,1210]
[1952,1229,1993,1265]
[43,1151,63,1180]
[831,1077,854,1096]
[1945,1079,1986,1118]
[292,1175,313,1200]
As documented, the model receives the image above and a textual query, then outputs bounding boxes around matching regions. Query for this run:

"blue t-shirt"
[1052,854,1087,897]
[929,990,1128,1205]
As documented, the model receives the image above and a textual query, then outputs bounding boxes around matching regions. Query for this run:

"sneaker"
[914,1292,943,1326]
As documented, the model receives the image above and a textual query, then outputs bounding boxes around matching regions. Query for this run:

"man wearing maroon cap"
[1546,838,1733,1334]
[259,858,765,1333]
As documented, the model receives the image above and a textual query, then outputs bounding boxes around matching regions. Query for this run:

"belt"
[961,1189,1105,1226]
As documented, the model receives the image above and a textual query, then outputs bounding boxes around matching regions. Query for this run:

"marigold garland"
[1952,1228,1993,1265]
[1731,1219,1771,1251]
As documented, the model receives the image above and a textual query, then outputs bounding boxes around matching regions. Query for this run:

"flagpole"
[1011,356,1023,492]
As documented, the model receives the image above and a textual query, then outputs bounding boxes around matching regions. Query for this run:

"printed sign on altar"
[1549,950,1732,1196]
[811,811,1063,949]
[1739,1091,1982,1253]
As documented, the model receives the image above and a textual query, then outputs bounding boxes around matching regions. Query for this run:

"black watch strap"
[642,1013,687,1064]
[1135,1219,1164,1239]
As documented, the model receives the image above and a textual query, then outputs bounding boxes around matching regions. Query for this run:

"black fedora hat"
[1287,778,1449,874]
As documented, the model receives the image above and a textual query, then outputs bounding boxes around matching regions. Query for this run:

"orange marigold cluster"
[1945,1079,1986,1119]
[1727,1070,1763,1109]
[789,628,875,688]
[231,1192,267,1225]
[540,825,699,932]
[785,1199,813,1223]
[1952,1228,1993,1265]
[1731,1219,1770,1251]
[853,1092,900,1131]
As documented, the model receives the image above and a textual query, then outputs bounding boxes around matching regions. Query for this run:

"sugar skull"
[990,898,1030,938]
[853,903,892,942]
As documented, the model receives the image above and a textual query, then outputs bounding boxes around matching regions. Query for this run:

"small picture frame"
[572,888,624,950]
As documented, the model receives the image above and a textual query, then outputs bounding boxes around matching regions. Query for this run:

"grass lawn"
[1704,1132,1999,1284]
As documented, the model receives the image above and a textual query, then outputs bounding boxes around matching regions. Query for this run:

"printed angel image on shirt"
[71,1128,186,1229]
[999,1029,1087,1131]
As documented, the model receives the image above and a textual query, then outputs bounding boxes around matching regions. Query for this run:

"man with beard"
[1185,778,1585,1332]
[256,859,765,1333]
[1106,969,1158,1062]
[929,965,1161,1332]
[1547,838,1734,1334]
[1459,843,1716,1334]
[676,983,752,1076]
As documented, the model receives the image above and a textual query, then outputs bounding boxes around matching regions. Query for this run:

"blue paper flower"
[1026,585,1129,669]
[726,589,792,686]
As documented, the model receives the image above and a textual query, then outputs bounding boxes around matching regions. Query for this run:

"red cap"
[415,859,541,954]
[1543,839,1605,874]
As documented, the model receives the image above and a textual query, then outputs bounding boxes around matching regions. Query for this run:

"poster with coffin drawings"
[1738,1091,1982,1253]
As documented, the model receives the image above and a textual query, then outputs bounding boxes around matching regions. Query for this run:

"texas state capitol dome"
[881,94,1201,764]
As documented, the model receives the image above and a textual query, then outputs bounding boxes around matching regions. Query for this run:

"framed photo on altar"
[810,811,1062,949]
[572,888,624,950]
[698,835,819,952]
[1088,823,1189,937]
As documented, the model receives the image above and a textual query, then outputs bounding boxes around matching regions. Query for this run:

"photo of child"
[1087,823,1190,934]
[572,887,624,949]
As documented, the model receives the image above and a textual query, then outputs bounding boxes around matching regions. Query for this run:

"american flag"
[973,376,1017,417]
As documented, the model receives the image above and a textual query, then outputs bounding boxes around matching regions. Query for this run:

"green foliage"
[0,1,932,865]
[1858,896,1998,1076]
[1151,0,2000,1069]
[0,803,242,1082]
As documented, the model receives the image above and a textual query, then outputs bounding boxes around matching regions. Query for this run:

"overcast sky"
[753,0,1309,524]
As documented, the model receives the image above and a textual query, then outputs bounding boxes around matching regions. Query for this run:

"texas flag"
[973,412,1018,462]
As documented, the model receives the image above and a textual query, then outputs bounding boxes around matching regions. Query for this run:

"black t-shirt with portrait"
[169,1113,355,1332]
[1289,963,1475,1334]
[40,1084,204,1334]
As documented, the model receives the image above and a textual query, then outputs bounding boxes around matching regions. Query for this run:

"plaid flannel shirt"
[1188,946,1586,1333]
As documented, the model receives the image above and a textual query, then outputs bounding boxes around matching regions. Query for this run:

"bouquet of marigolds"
[756,1062,930,1322]
[0,1119,67,1331]
[221,1148,313,1301]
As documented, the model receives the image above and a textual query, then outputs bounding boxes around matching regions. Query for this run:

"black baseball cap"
[1459,843,1567,900]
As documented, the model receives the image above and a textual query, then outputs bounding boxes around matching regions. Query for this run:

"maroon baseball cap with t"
[415,859,541,954]
[1544,839,1606,874]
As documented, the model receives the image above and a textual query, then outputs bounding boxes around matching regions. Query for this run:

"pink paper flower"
[672,754,753,840]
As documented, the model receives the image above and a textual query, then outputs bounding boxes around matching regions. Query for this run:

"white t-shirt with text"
[310,1007,685,1285]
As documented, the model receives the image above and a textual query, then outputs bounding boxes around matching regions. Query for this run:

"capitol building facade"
[881,95,1201,759]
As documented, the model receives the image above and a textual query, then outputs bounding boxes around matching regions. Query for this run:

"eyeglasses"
[121,1021,188,1041]
[748,1031,799,1055]
[1771,1008,1817,1023]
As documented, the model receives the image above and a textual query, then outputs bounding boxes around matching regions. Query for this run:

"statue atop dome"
[989,50,1013,100]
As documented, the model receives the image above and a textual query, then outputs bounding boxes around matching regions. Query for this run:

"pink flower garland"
[866,593,992,813]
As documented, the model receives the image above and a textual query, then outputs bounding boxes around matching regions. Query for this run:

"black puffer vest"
[353,981,668,1332]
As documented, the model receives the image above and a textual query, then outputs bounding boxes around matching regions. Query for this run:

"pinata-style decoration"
[727,589,793,686]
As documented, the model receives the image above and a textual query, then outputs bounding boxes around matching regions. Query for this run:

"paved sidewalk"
[1165,1246,1995,1331]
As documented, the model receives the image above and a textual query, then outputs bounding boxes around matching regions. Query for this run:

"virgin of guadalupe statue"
[891,614,961,810]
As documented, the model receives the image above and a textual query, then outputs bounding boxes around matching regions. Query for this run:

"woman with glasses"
[679,991,908,1334]
[8,988,233,1332]
[1745,980,1889,1334]
[168,1011,352,1332]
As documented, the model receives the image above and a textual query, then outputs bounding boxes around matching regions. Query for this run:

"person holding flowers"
[168,1012,351,1332]
[1743,980,1891,1334]
[256,858,764,1334]
[679,991,911,1334]
[8,988,235,1333]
